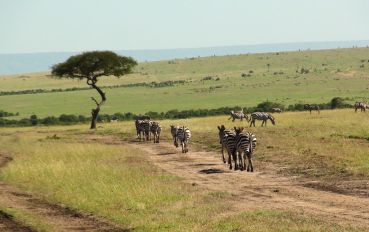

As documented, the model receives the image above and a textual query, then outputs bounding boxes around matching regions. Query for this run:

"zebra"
[228,108,249,121]
[217,125,238,170]
[249,112,275,127]
[304,104,320,114]
[170,125,179,147]
[354,102,368,112]
[135,120,151,141]
[176,126,191,153]
[150,121,162,143]
[271,108,282,113]
[234,127,257,172]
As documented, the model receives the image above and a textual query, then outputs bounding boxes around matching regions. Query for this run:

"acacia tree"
[52,51,137,129]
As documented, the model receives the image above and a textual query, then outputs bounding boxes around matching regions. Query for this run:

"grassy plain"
[0,109,366,231]
[0,48,369,118]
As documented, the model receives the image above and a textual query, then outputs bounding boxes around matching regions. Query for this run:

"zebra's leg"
[232,150,239,170]
[181,140,185,153]
[226,148,232,169]
[221,143,226,163]
[238,151,244,171]
[247,154,253,172]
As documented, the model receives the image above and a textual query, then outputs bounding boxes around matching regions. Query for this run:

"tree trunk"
[89,82,106,129]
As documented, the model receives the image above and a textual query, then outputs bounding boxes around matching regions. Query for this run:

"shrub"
[30,115,38,126]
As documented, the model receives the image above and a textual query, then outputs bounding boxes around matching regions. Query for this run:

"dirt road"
[121,138,369,229]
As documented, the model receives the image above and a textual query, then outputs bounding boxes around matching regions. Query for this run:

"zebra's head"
[234,127,244,134]
[217,125,226,144]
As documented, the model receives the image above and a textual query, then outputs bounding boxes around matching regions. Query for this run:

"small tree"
[52,51,137,129]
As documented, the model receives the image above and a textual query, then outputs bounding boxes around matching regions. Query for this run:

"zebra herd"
[218,125,257,171]
[134,101,366,172]
[135,117,162,143]
[135,116,192,153]
[229,110,276,127]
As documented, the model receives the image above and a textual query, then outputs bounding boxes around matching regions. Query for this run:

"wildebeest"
[354,102,368,112]
[304,104,320,114]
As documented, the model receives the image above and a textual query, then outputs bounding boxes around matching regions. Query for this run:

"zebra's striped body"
[249,112,275,127]
[170,125,180,147]
[176,126,191,153]
[150,121,162,143]
[217,125,238,170]
[235,127,257,172]
[135,120,151,141]
[304,104,320,114]
[228,109,248,121]
[354,102,368,112]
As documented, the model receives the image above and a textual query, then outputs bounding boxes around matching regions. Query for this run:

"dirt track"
[119,138,369,229]
[0,154,128,232]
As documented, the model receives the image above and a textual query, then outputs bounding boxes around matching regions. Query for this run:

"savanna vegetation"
[0,48,368,120]
[0,48,368,231]
[0,109,367,231]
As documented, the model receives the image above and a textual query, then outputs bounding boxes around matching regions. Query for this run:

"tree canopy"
[51,51,137,80]
[51,51,137,129]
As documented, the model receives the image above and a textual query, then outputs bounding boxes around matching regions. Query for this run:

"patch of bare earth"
[93,135,369,229]
[0,153,128,232]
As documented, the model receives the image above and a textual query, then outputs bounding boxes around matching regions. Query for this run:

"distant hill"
[0,40,368,76]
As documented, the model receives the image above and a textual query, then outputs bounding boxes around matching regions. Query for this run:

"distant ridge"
[1,40,369,76]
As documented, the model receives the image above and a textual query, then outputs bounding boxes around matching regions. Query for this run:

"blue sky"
[1,0,369,53]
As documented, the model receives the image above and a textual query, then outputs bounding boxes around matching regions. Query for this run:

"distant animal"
[217,125,237,169]
[228,109,249,121]
[110,119,118,123]
[135,120,151,141]
[176,126,191,153]
[234,127,257,172]
[150,121,162,143]
[271,108,282,113]
[354,102,368,112]
[170,125,180,147]
[304,104,320,114]
[249,112,275,127]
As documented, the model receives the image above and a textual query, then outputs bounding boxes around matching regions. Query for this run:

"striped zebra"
[234,127,257,172]
[228,109,249,122]
[304,104,320,114]
[271,108,282,113]
[354,102,368,112]
[249,112,275,127]
[135,120,151,141]
[217,125,238,170]
[150,121,162,143]
[170,125,179,147]
[176,126,191,153]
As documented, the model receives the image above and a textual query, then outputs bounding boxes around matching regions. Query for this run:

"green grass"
[0,123,363,231]
[1,48,369,118]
